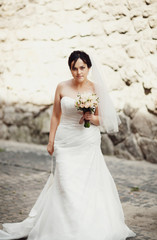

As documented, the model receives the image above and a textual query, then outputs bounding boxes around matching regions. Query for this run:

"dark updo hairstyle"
[68,50,92,70]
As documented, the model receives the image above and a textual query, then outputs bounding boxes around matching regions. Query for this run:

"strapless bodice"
[60,96,82,126]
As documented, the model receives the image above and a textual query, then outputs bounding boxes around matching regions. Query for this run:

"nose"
[77,68,81,74]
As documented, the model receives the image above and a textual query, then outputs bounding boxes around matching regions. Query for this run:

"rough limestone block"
[16,29,30,41]
[114,142,135,160]
[123,103,139,119]
[145,0,151,4]
[85,9,98,21]
[41,111,51,133]
[102,65,125,91]
[8,125,18,140]
[112,6,129,20]
[100,47,128,70]
[152,28,157,40]
[108,113,130,145]
[120,59,152,85]
[131,108,157,139]
[103,18,130,35]
[120,64,139,85]
[141,28,153,40]
[141,40,156,55]
[124,134,143,159]
[109,90,126,111]
[116,17,131,34]
[3,106,15,125]
[106,32,131,47]
[145,55,157,80]
[142,10,150,18]
[146,91,157,116]
[126,43,144,58]
[137,137,157,163]
[90,20,104,36]
[0,30,8,42]
[0,108,3,119]
[111,82,145,112]
[142,73,157,90]
[79,22,93,37]
[149,15,157,28]
[33,109,51,134]
[63,0,85,11]
[14,103,41,114]
[133,17,148,32]
[48,1,63,12]
[130,9,142,20]
[127,0,146,10]
[103,21,118,35]
[0,121,8,139]
[17,126,32,142]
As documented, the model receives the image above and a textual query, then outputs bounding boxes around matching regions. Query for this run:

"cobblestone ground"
[0,140,157,240]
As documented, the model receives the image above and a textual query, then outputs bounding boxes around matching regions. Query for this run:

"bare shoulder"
[55,79,72,98]
[57,79,72,88]
[56,80,70,90]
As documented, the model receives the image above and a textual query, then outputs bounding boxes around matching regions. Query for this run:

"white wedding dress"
[0,96,136,240]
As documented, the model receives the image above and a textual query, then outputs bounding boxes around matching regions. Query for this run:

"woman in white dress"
[0,50,136,240]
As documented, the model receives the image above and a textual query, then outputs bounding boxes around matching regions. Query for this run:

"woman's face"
[70,58,90,83]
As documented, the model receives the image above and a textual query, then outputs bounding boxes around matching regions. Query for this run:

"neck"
[72,78,88,88]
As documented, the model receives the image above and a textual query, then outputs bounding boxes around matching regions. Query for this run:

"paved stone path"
[0,140,157,240]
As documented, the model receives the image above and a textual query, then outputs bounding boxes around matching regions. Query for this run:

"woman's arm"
[79,82,100,126]
[47,84,62,155]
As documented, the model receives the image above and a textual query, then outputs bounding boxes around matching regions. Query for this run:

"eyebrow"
[72,65,85,70]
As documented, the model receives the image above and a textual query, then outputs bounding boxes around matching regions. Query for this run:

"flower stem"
[84,120,90,128]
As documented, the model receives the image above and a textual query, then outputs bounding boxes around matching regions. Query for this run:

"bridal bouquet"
[75,92,99,128]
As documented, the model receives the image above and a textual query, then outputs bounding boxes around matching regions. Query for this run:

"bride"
[0,50,136,240]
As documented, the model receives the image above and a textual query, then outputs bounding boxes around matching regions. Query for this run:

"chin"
[77,77,84,82]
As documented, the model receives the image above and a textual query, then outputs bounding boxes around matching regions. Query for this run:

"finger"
[85,113,91,117]
[79,118,84,124]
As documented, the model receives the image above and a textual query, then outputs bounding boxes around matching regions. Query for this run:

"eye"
[72,67,77,71]
[80,66,85,70]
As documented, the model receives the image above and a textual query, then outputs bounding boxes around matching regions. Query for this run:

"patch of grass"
[130,186,140,192]
[0,148,5,152]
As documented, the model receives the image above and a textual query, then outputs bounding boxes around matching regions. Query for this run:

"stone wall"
[0,0,157,163]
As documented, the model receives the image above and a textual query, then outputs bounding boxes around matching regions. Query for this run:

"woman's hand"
[79,116,84,124]
[79,111,93,124]
[84,112,93,121]
[47,142,54,155]
[79,111,100,126]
